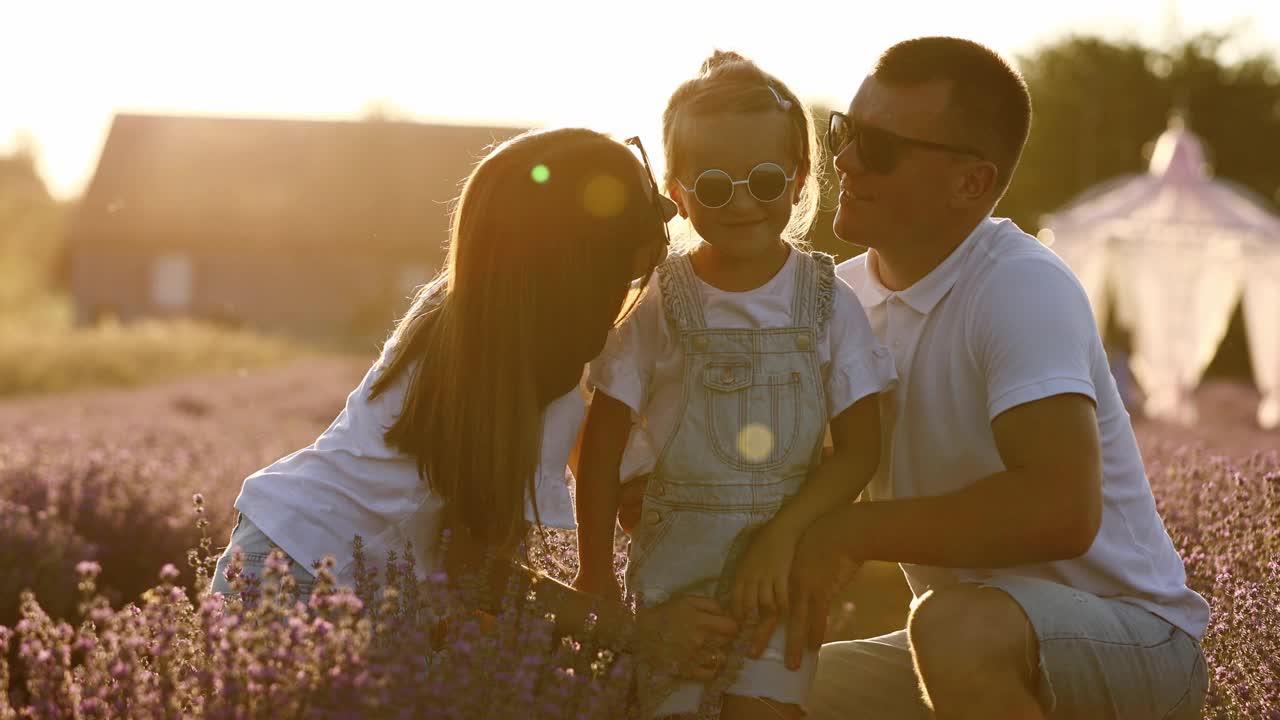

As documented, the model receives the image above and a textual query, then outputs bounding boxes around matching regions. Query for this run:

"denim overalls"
[628,250,834,715]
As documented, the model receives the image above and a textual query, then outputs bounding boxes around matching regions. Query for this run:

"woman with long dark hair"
[211,127,737,679]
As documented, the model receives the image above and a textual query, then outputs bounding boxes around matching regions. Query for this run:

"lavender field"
[0,359,1276,717]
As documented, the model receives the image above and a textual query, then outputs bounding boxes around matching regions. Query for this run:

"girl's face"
[670,111,804,261]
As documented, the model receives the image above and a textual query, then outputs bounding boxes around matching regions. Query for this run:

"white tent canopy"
[1042,117,1280,429]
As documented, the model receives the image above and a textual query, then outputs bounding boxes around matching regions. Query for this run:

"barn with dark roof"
[65,113,524,341]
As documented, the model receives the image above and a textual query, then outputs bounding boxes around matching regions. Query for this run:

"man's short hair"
[873,37,1032,195]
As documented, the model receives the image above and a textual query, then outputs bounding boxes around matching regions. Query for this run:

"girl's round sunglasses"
[676,163,798,209]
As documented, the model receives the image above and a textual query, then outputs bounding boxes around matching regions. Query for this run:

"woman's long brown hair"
[370,128,663,556]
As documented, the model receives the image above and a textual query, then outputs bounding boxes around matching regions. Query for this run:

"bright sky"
[3,0,1276,199]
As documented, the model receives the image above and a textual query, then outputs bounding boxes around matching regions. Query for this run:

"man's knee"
[808,634,931,720]
[908,585,1038,688]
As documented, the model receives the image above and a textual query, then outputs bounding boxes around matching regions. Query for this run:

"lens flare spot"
[531,164,551,184]
[738,423,774,463]
[583,174,627,218]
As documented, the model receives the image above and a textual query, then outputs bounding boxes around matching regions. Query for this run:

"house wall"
[71,246,151,324]
[71,243,437,344]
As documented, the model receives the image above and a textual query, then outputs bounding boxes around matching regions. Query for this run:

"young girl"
[574,53,897,719]
[210,127,739,682]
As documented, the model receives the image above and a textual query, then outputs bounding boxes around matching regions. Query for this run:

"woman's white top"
[234,351,583,587]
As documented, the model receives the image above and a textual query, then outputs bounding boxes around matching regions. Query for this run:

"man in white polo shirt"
[779,38,1210,719]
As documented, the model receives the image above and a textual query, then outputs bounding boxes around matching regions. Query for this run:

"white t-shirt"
[590,247,898,482]
[836,216,1210,639]
[234,351,582,587]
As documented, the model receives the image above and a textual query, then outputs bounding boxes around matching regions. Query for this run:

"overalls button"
[722,368,733,383]
[692,336,709,352]
[791,371,801,382]
[653,483,665,497]
[795,335,812,350]
[646,509,662,525]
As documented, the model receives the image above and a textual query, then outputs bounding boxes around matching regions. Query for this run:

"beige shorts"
[807,575,1207,720]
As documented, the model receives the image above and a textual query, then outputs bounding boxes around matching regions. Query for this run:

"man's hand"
[750,510,861,670]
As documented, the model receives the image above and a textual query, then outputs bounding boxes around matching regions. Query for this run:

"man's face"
[832,75,961,253]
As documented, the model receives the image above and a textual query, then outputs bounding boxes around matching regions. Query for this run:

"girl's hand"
[749,512,861,670]
[634,596,738,680]
[616,476,648,535]
[729,524,799,622]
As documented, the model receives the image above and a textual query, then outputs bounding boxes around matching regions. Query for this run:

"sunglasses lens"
[858,127,898,174]
[828,115,848,155]
[748,164,788,202]
[694,170,734,208]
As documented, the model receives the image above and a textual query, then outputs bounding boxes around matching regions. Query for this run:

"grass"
[0,295,308,398]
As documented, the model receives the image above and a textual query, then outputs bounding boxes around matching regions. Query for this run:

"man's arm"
[825,391,1103,567]
[774,392,1102,666]
[829,253,1106,567]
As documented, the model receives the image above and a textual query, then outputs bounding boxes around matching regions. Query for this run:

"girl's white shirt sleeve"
[822,275,898,418]
[587,276,665,415]
[587,278,667,483]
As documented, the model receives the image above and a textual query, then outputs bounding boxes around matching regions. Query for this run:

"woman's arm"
[572,391,633,599]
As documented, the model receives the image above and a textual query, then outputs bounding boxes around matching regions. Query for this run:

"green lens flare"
[531,164,551,184]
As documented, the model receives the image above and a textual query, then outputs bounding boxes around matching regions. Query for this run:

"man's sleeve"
[968,255,1101,421]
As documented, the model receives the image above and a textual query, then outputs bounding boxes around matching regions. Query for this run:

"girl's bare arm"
[572,390,633,598]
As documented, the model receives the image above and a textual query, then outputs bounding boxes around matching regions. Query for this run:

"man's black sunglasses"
[827,111,987,174]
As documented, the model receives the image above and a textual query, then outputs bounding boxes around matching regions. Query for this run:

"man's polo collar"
[868,216,994,315]
[856,257,892,309]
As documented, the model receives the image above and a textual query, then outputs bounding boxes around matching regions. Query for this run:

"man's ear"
[952,161,999,208]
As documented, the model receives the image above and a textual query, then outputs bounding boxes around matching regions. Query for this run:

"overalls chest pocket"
[702,356,801,470]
